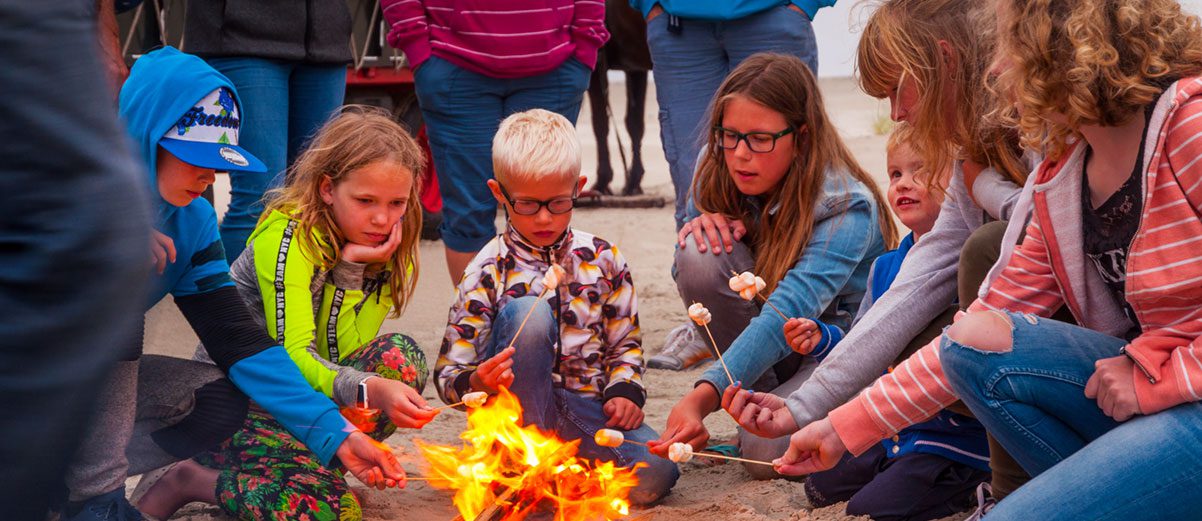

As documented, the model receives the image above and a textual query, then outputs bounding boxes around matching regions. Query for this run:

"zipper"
[1121,345,1157,384]
[541,246,564,377]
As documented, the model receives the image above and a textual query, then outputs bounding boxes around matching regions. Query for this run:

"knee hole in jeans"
[947,311,1014,353]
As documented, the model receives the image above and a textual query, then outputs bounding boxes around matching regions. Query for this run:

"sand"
[140,78,963,521]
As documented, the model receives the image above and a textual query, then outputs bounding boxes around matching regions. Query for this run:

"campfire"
[415,388,642,521]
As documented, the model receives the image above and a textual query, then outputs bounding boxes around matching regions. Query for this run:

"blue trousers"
[485,297,679,505]
[206,57,346,261]
[645,6,818,228]
[943,312,1202,520]
[414,57,591,253]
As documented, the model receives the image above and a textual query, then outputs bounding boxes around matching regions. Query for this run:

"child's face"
[488,174,586,247]
[156,148,217,207]
[320,160,413,247]
[887,143,945,236]
[720,95,798,197]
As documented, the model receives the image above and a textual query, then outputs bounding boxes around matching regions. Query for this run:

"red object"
[345,66,414,87]
[418,126,442,214]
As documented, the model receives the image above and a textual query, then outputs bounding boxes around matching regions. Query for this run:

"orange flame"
[416,388,641,520]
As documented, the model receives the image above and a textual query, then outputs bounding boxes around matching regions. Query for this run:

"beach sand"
[141,78,962,521]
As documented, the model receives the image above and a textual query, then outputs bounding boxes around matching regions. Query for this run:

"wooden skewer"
[729,270,789,321]
[691,302,736,387]
[691,450,775,467]
[505,287,550,352]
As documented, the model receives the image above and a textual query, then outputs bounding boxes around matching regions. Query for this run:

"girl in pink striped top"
[775,0,1202,519]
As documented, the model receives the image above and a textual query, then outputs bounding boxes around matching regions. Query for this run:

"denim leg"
[672,239,758,354]
[985,401,1202,521]
[555,391,680,505]
[645,16,727,229]
[414,57,506,253]
[941,312,1126,476]
[207,57,291,261]
[485,296,558,429]
[501,57,592,124]
[722,6,819,75]
[283,64,347,183]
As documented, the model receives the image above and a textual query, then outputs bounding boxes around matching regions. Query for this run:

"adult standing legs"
[0,3,150,519]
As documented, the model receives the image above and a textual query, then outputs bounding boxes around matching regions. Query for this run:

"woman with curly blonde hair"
[773,1,1202,518]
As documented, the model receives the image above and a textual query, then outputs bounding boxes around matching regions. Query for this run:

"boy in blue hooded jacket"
[61,47,403,521]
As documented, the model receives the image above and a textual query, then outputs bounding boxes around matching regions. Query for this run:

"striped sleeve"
[569,0,608,68]
[1126,95,1202,414]
[829,214,1063,455]
[383,0,433,68]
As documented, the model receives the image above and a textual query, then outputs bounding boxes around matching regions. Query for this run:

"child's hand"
[678,212,746,255]
[342,221,402,264]
[603,397,644,430]
[335,431,406,490]
[469,346,516,393]
[720,384,799,439]
[366,377,438,429]
[150,229,176,274]
[772,418,846,476]
[647,393,711,457]
[784,318,820,355]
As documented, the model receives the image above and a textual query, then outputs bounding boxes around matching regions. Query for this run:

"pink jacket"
[831,77,1202,456]
[382,0,609,79]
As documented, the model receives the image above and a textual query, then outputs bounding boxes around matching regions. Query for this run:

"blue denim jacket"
[695,169,887,391]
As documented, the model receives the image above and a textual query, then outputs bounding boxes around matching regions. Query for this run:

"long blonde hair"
[858,0,1027,189]
[693,53,899,294]
[261,105,424,317]
[993,0,1202,158]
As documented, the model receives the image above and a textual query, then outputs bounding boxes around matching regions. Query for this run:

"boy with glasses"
[434,109,679,505]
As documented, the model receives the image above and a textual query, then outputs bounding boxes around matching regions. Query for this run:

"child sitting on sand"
[729,124,990,521]
[434,109,679,505]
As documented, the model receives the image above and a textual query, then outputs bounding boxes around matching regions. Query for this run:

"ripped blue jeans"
[941,311,1202,520]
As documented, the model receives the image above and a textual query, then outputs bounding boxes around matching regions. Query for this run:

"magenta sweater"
[382,0,609,79]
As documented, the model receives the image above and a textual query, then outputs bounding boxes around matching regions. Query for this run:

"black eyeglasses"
[498,184,578,216]
[713,126,796,153]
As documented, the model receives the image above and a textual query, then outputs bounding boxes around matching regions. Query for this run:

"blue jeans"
[646,6,818,228]
[206,57,347,261]
[484,297,679,505]
[942,312,1202,520]
[414,57,591,253]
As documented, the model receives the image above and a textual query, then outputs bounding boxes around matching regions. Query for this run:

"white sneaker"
[962,483,996,521]
[648,324,713,370]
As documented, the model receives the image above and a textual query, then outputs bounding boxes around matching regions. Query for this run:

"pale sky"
[815,0,1202,78]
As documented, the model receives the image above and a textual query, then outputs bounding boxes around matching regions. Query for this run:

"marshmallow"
[542,264,567,289]
[687,302,712,326]
[462,391,488,408]
[739,287,758,301]
[594,429,625,448]
[729,271,766,301]
[668,442,694,463]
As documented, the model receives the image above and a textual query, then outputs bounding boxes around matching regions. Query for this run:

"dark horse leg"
[587,59,614,195]
[622,71,648,196]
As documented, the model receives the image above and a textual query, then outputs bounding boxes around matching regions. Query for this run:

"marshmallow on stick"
[687,302,735,387]
[503,263,567,354]
[434,391,490,411]
[728,270,788,320]
[594,429,626,448]
[668,442,694,463]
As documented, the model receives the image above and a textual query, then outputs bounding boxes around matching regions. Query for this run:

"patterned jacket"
[436,227,645,407]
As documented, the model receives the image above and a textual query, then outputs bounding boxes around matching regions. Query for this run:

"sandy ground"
[139,78,960,520]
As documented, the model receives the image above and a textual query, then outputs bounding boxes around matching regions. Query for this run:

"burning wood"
[416,388,641,521]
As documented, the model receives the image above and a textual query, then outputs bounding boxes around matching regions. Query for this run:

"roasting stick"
[432,391,490,411]
[687,302,735,387]
[594,429,774,467]
[729,270,789,321]
[504,264,567,351]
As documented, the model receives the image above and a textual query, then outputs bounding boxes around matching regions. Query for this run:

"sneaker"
[648,324,713,370]
[962,482,996,521]
[65,489,144,521]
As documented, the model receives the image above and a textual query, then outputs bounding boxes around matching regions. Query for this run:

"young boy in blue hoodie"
[61,47,404,521]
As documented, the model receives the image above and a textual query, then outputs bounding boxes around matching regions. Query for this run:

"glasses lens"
[717,129,739,150]
[547,198,575,214]
[746,133,776,153]
[511,200,542,215]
